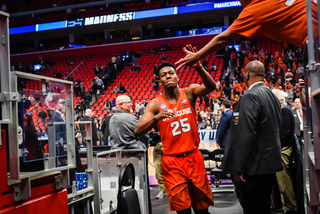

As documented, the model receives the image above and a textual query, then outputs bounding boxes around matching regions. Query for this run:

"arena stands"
[12,29,296,134]
[13,41,223,127]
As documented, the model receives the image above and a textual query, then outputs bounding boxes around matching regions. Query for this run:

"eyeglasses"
[120,101,132,105]
[59,102,65,105]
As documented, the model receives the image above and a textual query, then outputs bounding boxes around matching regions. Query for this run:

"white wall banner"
[198,129,217,143]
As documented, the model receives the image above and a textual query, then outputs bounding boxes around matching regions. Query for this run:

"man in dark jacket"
[34,92,41,102]
[51,98,66,142]
[223,61,282,214]
[84,92,92,109]
[51,97,67,166]
[79,83,85,98]
[80,109,99,146]
[38,107,47,123]
[101,113,113,145]
[74,82,80,97]
[216,99,232,149]
[79,99,86,115]
[292,98,304,139]
[115,56,123,72]
[91,80,98,100]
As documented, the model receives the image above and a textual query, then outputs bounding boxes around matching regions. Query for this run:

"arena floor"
[150,187,242,214]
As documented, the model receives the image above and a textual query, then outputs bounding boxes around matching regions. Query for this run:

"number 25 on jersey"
[170,118,191,136]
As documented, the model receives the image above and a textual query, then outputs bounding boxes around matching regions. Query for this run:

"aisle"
[150,188,242,214]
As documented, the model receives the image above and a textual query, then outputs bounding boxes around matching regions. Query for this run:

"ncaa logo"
[161,104,167,109]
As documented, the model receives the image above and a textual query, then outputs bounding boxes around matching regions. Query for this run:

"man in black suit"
[51,98,66,141]
[292,98,304,139]
[223,61,282,214]
[216,99,233,149]
[51,97,67,166]
[80,109,99,146]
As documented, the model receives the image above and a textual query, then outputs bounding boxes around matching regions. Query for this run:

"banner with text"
[199,129,217,143]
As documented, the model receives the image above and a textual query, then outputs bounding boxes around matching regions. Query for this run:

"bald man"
[109,95,149,150]
[223,61,282,214]
[80,109,99,145]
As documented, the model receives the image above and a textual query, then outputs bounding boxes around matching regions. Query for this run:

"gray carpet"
[150,187,243,214]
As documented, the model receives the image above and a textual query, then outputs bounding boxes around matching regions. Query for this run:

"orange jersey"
[244,59,250,68]
[157,89,199,155]
[281,63,287,72]
[228,0,318,47]
[233,83,241,92]
[292,62,297,69]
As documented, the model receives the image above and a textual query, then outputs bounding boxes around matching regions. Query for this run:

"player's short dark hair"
[222,99,231,108]
[157,62,176,76]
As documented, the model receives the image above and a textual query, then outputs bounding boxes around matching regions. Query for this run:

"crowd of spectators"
[191,40,305,132]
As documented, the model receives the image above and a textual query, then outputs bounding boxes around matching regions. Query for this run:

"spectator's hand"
[97,141,100,146]
[235,172,246,183]
[154,109,176,121]
[298,78,305,90]
[175,44,200,71]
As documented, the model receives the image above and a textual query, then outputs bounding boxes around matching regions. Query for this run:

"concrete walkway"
[150,187,243,214]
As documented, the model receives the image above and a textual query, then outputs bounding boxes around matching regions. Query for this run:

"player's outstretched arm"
[175,30,240,71]
[134,99,176,136]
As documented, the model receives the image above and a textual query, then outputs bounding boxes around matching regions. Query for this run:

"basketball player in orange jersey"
[135,45,216,214]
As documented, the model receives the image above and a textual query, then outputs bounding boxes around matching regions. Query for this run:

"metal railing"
[64,55,90,80]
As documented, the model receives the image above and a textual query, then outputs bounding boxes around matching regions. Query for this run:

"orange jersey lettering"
[157,89,199,155]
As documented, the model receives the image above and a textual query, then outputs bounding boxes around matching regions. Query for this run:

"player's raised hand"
[185,45,202,69]
[175,44,200,71]
[154,109,176,121]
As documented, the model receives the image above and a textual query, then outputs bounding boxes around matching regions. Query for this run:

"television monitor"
[34,64,42,71]
[228,45,240,52]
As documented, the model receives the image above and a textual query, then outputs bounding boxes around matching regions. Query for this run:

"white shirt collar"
[248,81,264,90]
[56,110,65,121]
[224,108,230,113]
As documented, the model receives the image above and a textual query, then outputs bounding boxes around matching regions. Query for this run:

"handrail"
[64,55,89,80]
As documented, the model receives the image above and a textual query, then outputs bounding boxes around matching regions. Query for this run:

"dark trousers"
[239,173,275,214]
[272,176,283,210]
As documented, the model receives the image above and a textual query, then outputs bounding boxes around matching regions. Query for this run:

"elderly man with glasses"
[109,95,149,150]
